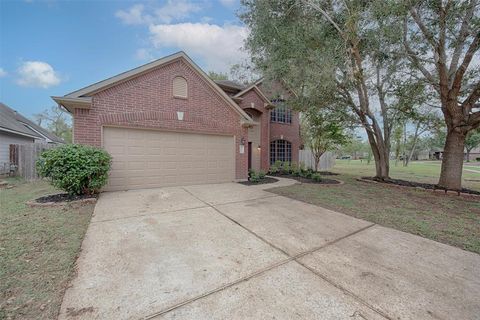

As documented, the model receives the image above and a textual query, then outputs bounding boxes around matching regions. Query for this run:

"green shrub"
[280,161,291,175]
[312,173,322,182]
[37,144,112,195]
[301,169,313,178]
[299,162,306,171]
[248,169,260,183]
[258,170,266,179]
[269,161,281,174]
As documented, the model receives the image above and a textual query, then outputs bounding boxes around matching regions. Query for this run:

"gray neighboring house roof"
[214,80,245,91]
[0,103,65,143]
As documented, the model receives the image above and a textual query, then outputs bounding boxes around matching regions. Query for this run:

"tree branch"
[409,7,437,49]
[302,0,346,41]
[448,0,478,81]
[402,18,439,93]
[463,80,480,115]
[451,32,480,96]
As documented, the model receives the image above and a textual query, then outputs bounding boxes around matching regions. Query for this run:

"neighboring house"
[432,147,479,161]
[0,103,64,167]
[52,51,301,191]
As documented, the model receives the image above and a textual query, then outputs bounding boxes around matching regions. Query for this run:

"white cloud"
[219,0,236,7]
[116,0,202,25]
[16,61,61,88]
[115,4,148,25]
[135,48,154,61]
[0,68,7,77]
[155,0,201,23]
[149,23,248,71]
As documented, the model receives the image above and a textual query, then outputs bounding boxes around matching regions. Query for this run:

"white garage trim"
[103,126,235,191]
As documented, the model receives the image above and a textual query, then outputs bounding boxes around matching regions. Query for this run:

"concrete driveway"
[59,179,480,320]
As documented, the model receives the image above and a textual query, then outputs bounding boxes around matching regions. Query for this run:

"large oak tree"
[240,0,415,179]
[401,0,480,189]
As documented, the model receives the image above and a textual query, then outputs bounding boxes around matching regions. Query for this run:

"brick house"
[53,52,301,191]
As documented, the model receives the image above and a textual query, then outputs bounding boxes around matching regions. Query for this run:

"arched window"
[270,139,292,164]
[173,76,188,98]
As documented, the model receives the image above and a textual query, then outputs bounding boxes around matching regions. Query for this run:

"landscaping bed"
[238,176,279,186]
[270,173,342,185]
[317,171,339,176]
[27,193,98,207]
[360,176,480,196]
[267,161,341,185]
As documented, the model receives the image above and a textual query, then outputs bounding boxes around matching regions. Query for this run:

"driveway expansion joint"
[143,189,384,319]
[90,205,210,224]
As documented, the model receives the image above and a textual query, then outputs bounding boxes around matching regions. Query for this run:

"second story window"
[270,99,292,124]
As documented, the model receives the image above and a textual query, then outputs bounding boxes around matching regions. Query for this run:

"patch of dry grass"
[269,170,480,254]
[0,178,94,319]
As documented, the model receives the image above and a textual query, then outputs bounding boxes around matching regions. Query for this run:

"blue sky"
[0,0,246,118]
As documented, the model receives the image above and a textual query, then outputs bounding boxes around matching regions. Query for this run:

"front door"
[248,142,252,170]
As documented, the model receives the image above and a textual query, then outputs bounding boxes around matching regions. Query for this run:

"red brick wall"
[238,89,271,171]
[73,58,248,179]
[257,81,301,164]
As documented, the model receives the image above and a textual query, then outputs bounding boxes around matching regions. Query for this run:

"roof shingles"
[0,103,64,143]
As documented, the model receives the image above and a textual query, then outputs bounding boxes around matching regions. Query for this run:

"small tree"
[302,110,349,172]
[33,106,72,143]
[37,144,111,195]
[465,130,480,162]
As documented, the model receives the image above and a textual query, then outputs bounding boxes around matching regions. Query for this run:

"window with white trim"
[270,99,292,124]
[270,139,292,164]
[173,76,188,98]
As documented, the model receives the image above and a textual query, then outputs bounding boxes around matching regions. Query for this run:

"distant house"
[432,147,480,161]
[0,102,64,167]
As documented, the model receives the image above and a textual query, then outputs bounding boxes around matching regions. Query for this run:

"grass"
[0,177,94,319]
[268,160,480,254]
[335,159,480,191]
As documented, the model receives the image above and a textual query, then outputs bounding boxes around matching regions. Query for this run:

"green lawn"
[0,178,94,319]
[268,160,480,254]
[334,159,480,191]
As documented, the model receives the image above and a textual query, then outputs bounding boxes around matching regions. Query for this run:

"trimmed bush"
[269,161,281,174]
[37,144,112,195]
[258,170,267,179]
[312,173,322,182]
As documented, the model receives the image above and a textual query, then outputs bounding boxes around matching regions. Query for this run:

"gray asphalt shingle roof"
[214,80,245,91]
[0,103,64,143]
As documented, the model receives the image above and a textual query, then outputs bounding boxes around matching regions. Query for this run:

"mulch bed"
[239,177,279,186]
[269,173,342,185]
[27,193,98,207]
[360,177,480,196]
[317,171,339,176]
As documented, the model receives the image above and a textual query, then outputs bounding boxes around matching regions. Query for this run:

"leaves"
[36,145,112,195]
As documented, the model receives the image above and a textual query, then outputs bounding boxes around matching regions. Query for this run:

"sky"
[0,0,247,118]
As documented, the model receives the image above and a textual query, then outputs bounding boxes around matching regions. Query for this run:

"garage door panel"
[103,127,235,191]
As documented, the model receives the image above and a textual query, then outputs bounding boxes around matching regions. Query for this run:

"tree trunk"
[365,130,390,179]
[313,151,324,172]
[438,129,466,190]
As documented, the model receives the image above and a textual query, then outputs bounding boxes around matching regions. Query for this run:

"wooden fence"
[299,149,335,171]
[9,143,56,180]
